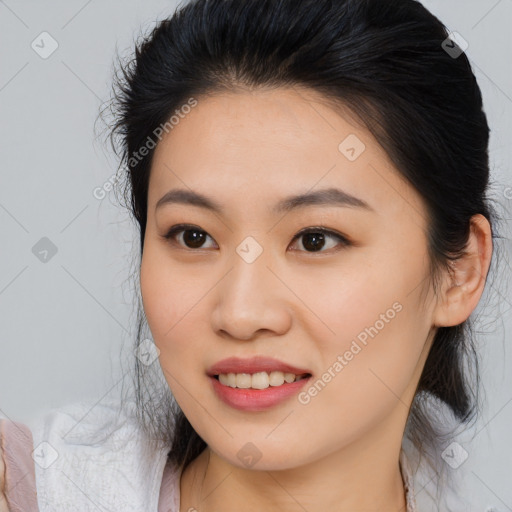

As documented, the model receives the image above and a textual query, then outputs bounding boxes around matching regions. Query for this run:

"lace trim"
[399,448,417,512]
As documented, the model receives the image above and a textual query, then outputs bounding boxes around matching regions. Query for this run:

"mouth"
[208,363,313,411]
[207,356,312,385]
[213,371,312,390]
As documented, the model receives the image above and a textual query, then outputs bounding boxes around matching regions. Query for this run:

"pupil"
[303,232,324,252]
[184,229,205,248]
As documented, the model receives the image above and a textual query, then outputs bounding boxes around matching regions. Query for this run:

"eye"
[289,227,351,253]
[163,224,217,249]
[162,224,351,253]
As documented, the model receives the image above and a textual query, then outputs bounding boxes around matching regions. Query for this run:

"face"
[140,86,439,470]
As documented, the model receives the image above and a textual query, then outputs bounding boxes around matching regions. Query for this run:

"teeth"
[250,372,268,389]
[269,371,285,386]
[217,371,307,389]
[236,373,252,389]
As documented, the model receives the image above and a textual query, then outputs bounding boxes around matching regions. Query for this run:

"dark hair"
[103,0,506,491]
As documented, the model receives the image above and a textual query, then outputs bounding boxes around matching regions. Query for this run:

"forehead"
[148,87,427,224]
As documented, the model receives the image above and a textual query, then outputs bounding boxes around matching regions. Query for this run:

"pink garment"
[0,419,38,512]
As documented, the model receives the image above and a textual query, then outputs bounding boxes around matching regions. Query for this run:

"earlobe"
[432,214,493,328]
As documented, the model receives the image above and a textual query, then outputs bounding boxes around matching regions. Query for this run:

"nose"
[210,248,292,342]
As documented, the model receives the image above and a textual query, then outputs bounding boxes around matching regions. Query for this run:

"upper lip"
[207,356,312,376]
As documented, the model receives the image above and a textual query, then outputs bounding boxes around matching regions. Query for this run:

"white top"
[29,399,170,512]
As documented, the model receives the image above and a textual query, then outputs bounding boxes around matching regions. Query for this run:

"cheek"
[140,256,187,382]
[140,251,170,337]
[292,242,431,406]
[291,295,428,455]
[140,245,198,340]
[139,246,210,387]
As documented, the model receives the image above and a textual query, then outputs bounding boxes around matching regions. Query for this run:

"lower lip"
[209,375,311,411]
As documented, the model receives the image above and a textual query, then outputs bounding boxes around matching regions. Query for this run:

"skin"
[139,86,493,511]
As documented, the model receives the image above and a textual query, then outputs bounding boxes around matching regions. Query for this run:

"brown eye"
[290,227,351,253]
[181,229,207,248]
[163,224,217,249]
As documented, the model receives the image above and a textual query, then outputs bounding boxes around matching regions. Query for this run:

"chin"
[207,437,315,472]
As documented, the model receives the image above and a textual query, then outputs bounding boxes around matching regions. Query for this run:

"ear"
[432,214,493,327]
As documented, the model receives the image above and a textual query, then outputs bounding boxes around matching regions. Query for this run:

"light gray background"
[1,0,511,509]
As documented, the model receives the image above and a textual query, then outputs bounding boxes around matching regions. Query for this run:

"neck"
[179,405,409,512]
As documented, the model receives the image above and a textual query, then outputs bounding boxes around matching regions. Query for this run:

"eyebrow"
[155,187,374,215]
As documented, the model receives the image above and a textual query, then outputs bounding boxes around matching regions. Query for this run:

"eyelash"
[162,223,352,253]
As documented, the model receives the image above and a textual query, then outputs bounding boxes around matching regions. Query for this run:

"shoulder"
[401,440,502,512]
[27,398,170,512]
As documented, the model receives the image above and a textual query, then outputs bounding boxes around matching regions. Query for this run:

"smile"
[215,371,310,389]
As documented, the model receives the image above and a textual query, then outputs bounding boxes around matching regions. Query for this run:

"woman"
[1,0,505,510]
